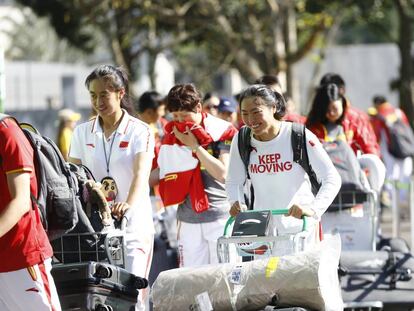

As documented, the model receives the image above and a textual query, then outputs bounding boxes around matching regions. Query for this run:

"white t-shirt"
[69,110,155,234]
[226,121,341,232]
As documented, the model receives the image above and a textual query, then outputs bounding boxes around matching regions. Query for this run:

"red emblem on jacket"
[119,141,129,148]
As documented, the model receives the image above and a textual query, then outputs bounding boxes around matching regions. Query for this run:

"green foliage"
[4,7,96,62]
[15,0,96,53]
[336,1,398,44]
[15,0,405,84]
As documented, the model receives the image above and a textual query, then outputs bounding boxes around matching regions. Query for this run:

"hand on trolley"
[230,202,315,220]
[288,204,315,219]
[229,201,248,217]
[111,202,130,219]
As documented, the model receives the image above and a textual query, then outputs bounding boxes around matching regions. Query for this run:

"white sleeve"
[225,132,248,204]
[68,125,83,160]
[132,126,155,157]
[305,129,341,219]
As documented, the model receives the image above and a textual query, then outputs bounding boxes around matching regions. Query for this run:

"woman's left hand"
[288,204,315,219]
[172,126,199,149]
[111,202,130,219]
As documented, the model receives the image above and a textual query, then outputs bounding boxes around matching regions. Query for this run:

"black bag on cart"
[339,250,414,311]
[51,262,148,311]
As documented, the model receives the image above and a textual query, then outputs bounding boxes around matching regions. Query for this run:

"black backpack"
[238,123,320,209]
[0,114,93,240]
[379,110,414,159]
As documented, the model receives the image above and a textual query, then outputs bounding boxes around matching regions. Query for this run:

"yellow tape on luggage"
[265,257,279,278]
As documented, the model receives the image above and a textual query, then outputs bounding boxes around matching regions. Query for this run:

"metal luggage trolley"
[321,189,378,251]
[52,216,129,268]
[217,209,311,263]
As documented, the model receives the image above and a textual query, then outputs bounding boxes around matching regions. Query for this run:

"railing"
[385,177,414,252]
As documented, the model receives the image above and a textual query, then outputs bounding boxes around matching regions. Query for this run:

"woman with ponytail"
[306,83,385,194]
[69,65,154,310]
[307,83,379,157]
[306,83,348,143]
[225,84,341,250]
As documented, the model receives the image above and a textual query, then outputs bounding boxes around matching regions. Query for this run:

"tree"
[393,0,414,128]
[15,0,195,88]
[20,0,411,116]
[329,0,414,125]
[4,7,93,63]
[16,1,337,91]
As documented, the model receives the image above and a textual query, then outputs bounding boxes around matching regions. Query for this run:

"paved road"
[380,204,412,250]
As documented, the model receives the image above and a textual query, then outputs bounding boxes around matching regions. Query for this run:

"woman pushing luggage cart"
[225,84,341,255]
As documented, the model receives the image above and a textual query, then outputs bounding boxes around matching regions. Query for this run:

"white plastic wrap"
[151,235,343,311]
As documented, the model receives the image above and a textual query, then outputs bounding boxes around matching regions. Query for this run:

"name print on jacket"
[250,153,293,174]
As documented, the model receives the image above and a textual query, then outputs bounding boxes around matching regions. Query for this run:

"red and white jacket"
[308,101,381,157]
[157,113,237,213]
[370,102,410,146]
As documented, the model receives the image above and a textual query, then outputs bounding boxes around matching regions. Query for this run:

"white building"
[3,54,175,111]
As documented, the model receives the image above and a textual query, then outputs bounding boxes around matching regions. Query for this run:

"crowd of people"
[1,66,413,311]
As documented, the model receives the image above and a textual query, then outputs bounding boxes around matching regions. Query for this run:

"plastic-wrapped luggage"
[52,262,148,311]
[151,235,343,311]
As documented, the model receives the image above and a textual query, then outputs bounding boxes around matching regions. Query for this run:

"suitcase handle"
[95,303,113,311]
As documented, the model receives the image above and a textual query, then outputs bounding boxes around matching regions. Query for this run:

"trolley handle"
[120,208,132,230]
[223,208,308,237]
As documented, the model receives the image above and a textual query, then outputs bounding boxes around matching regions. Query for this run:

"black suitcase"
[52,262,148,311]
[339,250,414,311]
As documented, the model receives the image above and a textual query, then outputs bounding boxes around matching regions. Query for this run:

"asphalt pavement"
[380,204,412,250]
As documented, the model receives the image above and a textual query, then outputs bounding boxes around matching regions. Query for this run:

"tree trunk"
[282,1,297,99]
[148,50,157,90]
[394,0,414,127]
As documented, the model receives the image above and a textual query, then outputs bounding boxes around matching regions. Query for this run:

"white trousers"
[177,218,227,267]
[0,258,61,311]
[380,132,413,204]
[125,232,154,311]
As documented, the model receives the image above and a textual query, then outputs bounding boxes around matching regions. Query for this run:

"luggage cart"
[217,209,311,263]
[321,190,378,251]
[51,211,149,311]
[52,211,129,268]
[51,228,127,268]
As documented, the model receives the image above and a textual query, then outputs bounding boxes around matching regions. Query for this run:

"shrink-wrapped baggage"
[151,235,343,311]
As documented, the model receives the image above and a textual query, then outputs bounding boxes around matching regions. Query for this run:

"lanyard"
[102,133,116,174]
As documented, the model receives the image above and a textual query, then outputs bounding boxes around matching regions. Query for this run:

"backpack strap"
[237,126,255,209]
[291,122,321,196]
[238,126,252,177]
